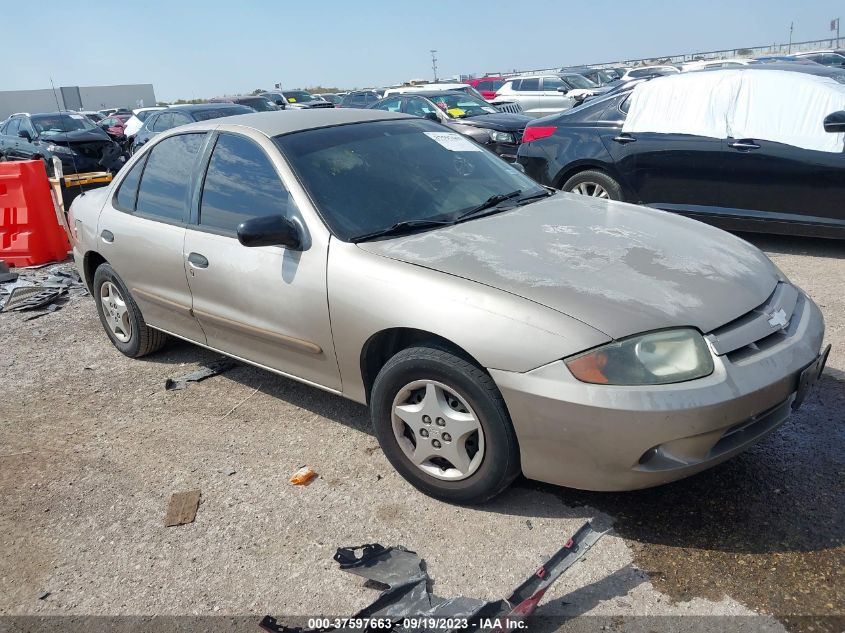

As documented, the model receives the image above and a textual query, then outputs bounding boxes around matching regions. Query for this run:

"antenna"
[430,49,438,82]
[48,78,85,199]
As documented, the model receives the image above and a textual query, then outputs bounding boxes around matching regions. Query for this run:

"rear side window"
[114,154,148,212]
[199,133,292,234]
[136,133,205,223]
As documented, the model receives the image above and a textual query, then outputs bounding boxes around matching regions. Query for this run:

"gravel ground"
[0,233,842,632]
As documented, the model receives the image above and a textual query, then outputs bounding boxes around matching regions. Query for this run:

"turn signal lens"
[521,126,557,143]
[565,328,714,386]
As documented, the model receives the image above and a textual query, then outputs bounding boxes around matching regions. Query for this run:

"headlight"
[47,144,73,154]
[489,130,515,144]
[565,328,714,385]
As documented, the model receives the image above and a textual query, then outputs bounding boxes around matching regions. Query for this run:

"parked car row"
[516,64,845,239]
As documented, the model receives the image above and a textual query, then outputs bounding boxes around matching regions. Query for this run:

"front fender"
[328,240,610,404]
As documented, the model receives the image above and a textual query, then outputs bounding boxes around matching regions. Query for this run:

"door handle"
[612,134,637,144]
[187,252,209,269]
[728,140,761,151]
[100,229,114,243]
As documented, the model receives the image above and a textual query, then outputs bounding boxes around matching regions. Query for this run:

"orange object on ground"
[0,160,71,267]
[289,466,318,485]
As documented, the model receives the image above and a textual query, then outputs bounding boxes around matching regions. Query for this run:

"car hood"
[41,128,112,143]
[356,195,778,338]
[452,112,532,132]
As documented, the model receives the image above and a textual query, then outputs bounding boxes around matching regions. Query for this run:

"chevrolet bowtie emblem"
[767,308,789,329]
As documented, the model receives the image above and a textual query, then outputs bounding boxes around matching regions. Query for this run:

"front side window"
[542,76,565,91]
[375,97,403,112]
[5,118,21,136]
[404,97,437,117]
[275,119,546,242]
[152,113,173,131]
[199,134,292,233]
[136,133,205,223]
[560,74,596,89]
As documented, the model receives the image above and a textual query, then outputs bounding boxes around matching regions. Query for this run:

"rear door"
[96,132,208,342]
[183,131,340,390]
[539,76,575,113]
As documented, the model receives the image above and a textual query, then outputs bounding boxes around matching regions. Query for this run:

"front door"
[538,76,575,114]
[183,131,341,391]
[718,137,845,227]
[96,132,208,343]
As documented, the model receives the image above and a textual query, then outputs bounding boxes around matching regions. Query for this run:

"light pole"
[788,21,793,53]
[430,49,438,83]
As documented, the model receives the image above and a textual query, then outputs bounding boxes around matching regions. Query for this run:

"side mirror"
[823,110,845,133]
[424,112,439,122]
[237,215,302,250]
[18,130,32,142]
[511,162,526,174]
[556,86,569,94]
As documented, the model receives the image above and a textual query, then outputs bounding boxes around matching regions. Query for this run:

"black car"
[339,91,382,109]
[260,90,334,109]
[0,111,123,175]
[369,91,531,161]
[567,67,621,87]
[228,96,281,111]
[132,103,255,153]
[517,67,845,239]
[317,93,343,105]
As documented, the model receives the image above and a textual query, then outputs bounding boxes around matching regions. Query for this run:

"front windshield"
[284,90,316,103]
[596,70,617,83]
[563,74,598,89]
[275,119,546,242]
[428,94,499,118]
[32,114,97,135]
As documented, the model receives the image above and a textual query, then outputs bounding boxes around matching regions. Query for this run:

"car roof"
[163,103,251,112]
[393,90,469,98]
[175,109,414,137]
[703,62,845,78]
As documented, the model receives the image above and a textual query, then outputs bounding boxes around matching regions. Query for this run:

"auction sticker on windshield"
[424,132,482,152]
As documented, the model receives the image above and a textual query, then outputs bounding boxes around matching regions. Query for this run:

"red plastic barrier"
[0,160,70,267]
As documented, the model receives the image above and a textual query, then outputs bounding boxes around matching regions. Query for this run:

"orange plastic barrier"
[0,160,71,267]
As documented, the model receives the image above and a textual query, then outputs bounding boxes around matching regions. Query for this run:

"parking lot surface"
[1,233,842,631]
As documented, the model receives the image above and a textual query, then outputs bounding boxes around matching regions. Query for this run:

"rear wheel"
[93,263,168,358]
[562,170,623,201]
[370,346,520,504]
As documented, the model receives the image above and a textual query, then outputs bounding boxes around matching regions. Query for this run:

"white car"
[384,83,523,114]
[681,58,755,72]
[493,74,581,117]
[618,65,681,81]
[123,107,166,139]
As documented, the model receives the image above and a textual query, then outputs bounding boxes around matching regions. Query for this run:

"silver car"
[69,109,829,504]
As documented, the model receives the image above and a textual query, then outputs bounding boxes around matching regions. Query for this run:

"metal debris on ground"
[164,358,238,391]
[163,490,201,527]
[0,261,18,284]
[0,261,88,313]
[289,466,318,486]
[260,522,605,633]
[1,286,66,312]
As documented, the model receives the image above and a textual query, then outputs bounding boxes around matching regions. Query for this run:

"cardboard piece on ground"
[164,490,201,527]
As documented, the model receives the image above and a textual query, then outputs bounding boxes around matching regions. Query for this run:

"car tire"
[93,263,168,358]
[370,345,520,504]
[562,170,623,201]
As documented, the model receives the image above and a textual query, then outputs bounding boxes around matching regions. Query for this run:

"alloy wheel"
[571,182,610,198]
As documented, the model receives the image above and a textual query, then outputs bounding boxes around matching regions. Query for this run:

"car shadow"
[138,336,844,558]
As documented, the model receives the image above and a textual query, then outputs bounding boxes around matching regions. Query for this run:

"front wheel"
[370,346,520,504]
[562,170,623,201]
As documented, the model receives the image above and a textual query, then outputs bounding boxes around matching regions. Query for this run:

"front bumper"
[491,292,826,491]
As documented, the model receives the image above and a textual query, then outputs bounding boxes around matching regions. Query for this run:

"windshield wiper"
[455,190,522,222]
[351,219,454,243]
[514,190,554,205]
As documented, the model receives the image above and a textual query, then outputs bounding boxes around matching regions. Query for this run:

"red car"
[464,76,506,100]
[100,113,131,138]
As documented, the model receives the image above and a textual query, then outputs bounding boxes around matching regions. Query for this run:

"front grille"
[705,282,802,362]
[495,102,523,114]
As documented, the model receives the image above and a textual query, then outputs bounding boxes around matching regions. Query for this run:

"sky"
[5,0,844,101]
